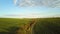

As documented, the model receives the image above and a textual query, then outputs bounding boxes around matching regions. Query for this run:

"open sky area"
[0,0,60,18]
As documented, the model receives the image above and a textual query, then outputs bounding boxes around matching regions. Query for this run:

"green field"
[0,18,60,34]
[0,18,33,34]
[33,18,60,34]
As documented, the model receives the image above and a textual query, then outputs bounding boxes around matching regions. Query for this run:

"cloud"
[13,0,60,8]
[14,0,17,5]
[1,13,60,18]
[1,13,42,18]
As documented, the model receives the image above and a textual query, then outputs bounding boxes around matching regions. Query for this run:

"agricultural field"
[0,18,33,34]
[0,17,60,34]
[33,18,60,34]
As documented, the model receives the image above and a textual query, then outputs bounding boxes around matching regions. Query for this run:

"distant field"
[0,18,60,34]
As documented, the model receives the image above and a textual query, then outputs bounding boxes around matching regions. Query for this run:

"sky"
[0,0,60,18]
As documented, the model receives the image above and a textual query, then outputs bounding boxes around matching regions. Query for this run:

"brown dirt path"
[16,19,38,34]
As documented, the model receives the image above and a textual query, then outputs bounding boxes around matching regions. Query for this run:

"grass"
[0,18,32,34]
[0,18,60,34]
[33,18,60,34]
